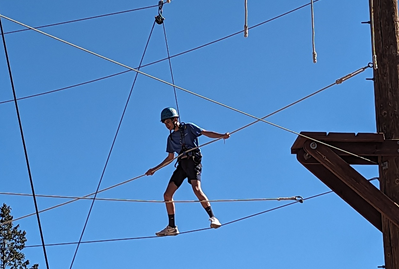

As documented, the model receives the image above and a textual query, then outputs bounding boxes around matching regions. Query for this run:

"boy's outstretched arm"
[146,152,175,176]
[202,130,230,139]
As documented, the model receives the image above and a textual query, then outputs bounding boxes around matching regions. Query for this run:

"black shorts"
[169,157,202,187]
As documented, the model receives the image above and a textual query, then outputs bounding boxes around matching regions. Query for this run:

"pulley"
[155,1,165,24]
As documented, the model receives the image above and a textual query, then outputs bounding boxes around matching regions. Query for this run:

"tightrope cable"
[23,177,378,249]
[24,199,305,248]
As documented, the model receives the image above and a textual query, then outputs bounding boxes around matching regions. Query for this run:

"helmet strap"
[173,118,180,131]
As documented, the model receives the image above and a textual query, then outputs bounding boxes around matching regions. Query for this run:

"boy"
[146,107,230,236]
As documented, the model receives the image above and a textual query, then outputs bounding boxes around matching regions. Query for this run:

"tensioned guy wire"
[0,14,375,165]
[0,0,322,106]
[3,4,158,35]
[0,16,50,269]
[68,21,156,269]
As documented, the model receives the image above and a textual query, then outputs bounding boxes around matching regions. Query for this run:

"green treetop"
[0,203,38,269]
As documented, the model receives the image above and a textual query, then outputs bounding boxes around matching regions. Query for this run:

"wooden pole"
[370,0,399,268]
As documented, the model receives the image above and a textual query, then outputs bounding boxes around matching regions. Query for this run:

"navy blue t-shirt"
[166,122,203,154]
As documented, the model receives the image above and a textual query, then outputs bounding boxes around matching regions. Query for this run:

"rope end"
[244,25,248,37]
[312,52,317,63]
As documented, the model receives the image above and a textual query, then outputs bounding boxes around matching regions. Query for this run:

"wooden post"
[371,0,399,268]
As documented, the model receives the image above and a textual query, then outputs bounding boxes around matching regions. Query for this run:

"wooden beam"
[303,140,399,229]
[371,0,399,267]
[296,149,382,231]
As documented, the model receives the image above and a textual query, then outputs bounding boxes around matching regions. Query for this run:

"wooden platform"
[291,132,399,232]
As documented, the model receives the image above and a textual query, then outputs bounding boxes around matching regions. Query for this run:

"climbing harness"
[169,123,202,166]
[155,1,165,24]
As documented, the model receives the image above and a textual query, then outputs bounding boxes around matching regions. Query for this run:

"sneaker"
[209,216,222,229]
[155,225,179,236]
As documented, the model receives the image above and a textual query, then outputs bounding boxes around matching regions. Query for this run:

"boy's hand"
[146,168,155,176]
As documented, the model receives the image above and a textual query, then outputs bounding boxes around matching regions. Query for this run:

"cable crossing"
[1,64,373,226]
[0,16,50,269]
[0,0,321,106]
[0,13,375,166]
[67,21,157,269]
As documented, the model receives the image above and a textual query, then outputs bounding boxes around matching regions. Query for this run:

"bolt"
[382,162,389,170]
[310,142,317,150]
[304,153,311,160]
[395,179,399,185]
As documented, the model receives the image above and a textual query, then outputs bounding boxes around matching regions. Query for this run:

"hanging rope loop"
[155,0,165,24]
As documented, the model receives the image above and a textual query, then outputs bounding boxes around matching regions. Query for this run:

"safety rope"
[311,0,317,63]
[244,0,249,37]
[162,22,181,119]
[230,64,372,135]
[0,192,304,204]
[1,64,373,226]
[3,175,146,225]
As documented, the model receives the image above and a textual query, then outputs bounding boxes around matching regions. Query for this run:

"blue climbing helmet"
[160,107,179,122]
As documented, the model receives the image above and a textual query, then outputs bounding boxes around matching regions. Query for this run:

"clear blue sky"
[0,0,383,268]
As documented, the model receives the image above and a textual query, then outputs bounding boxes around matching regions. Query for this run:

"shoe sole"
[156,233,179,236]
[210,223,222,229]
